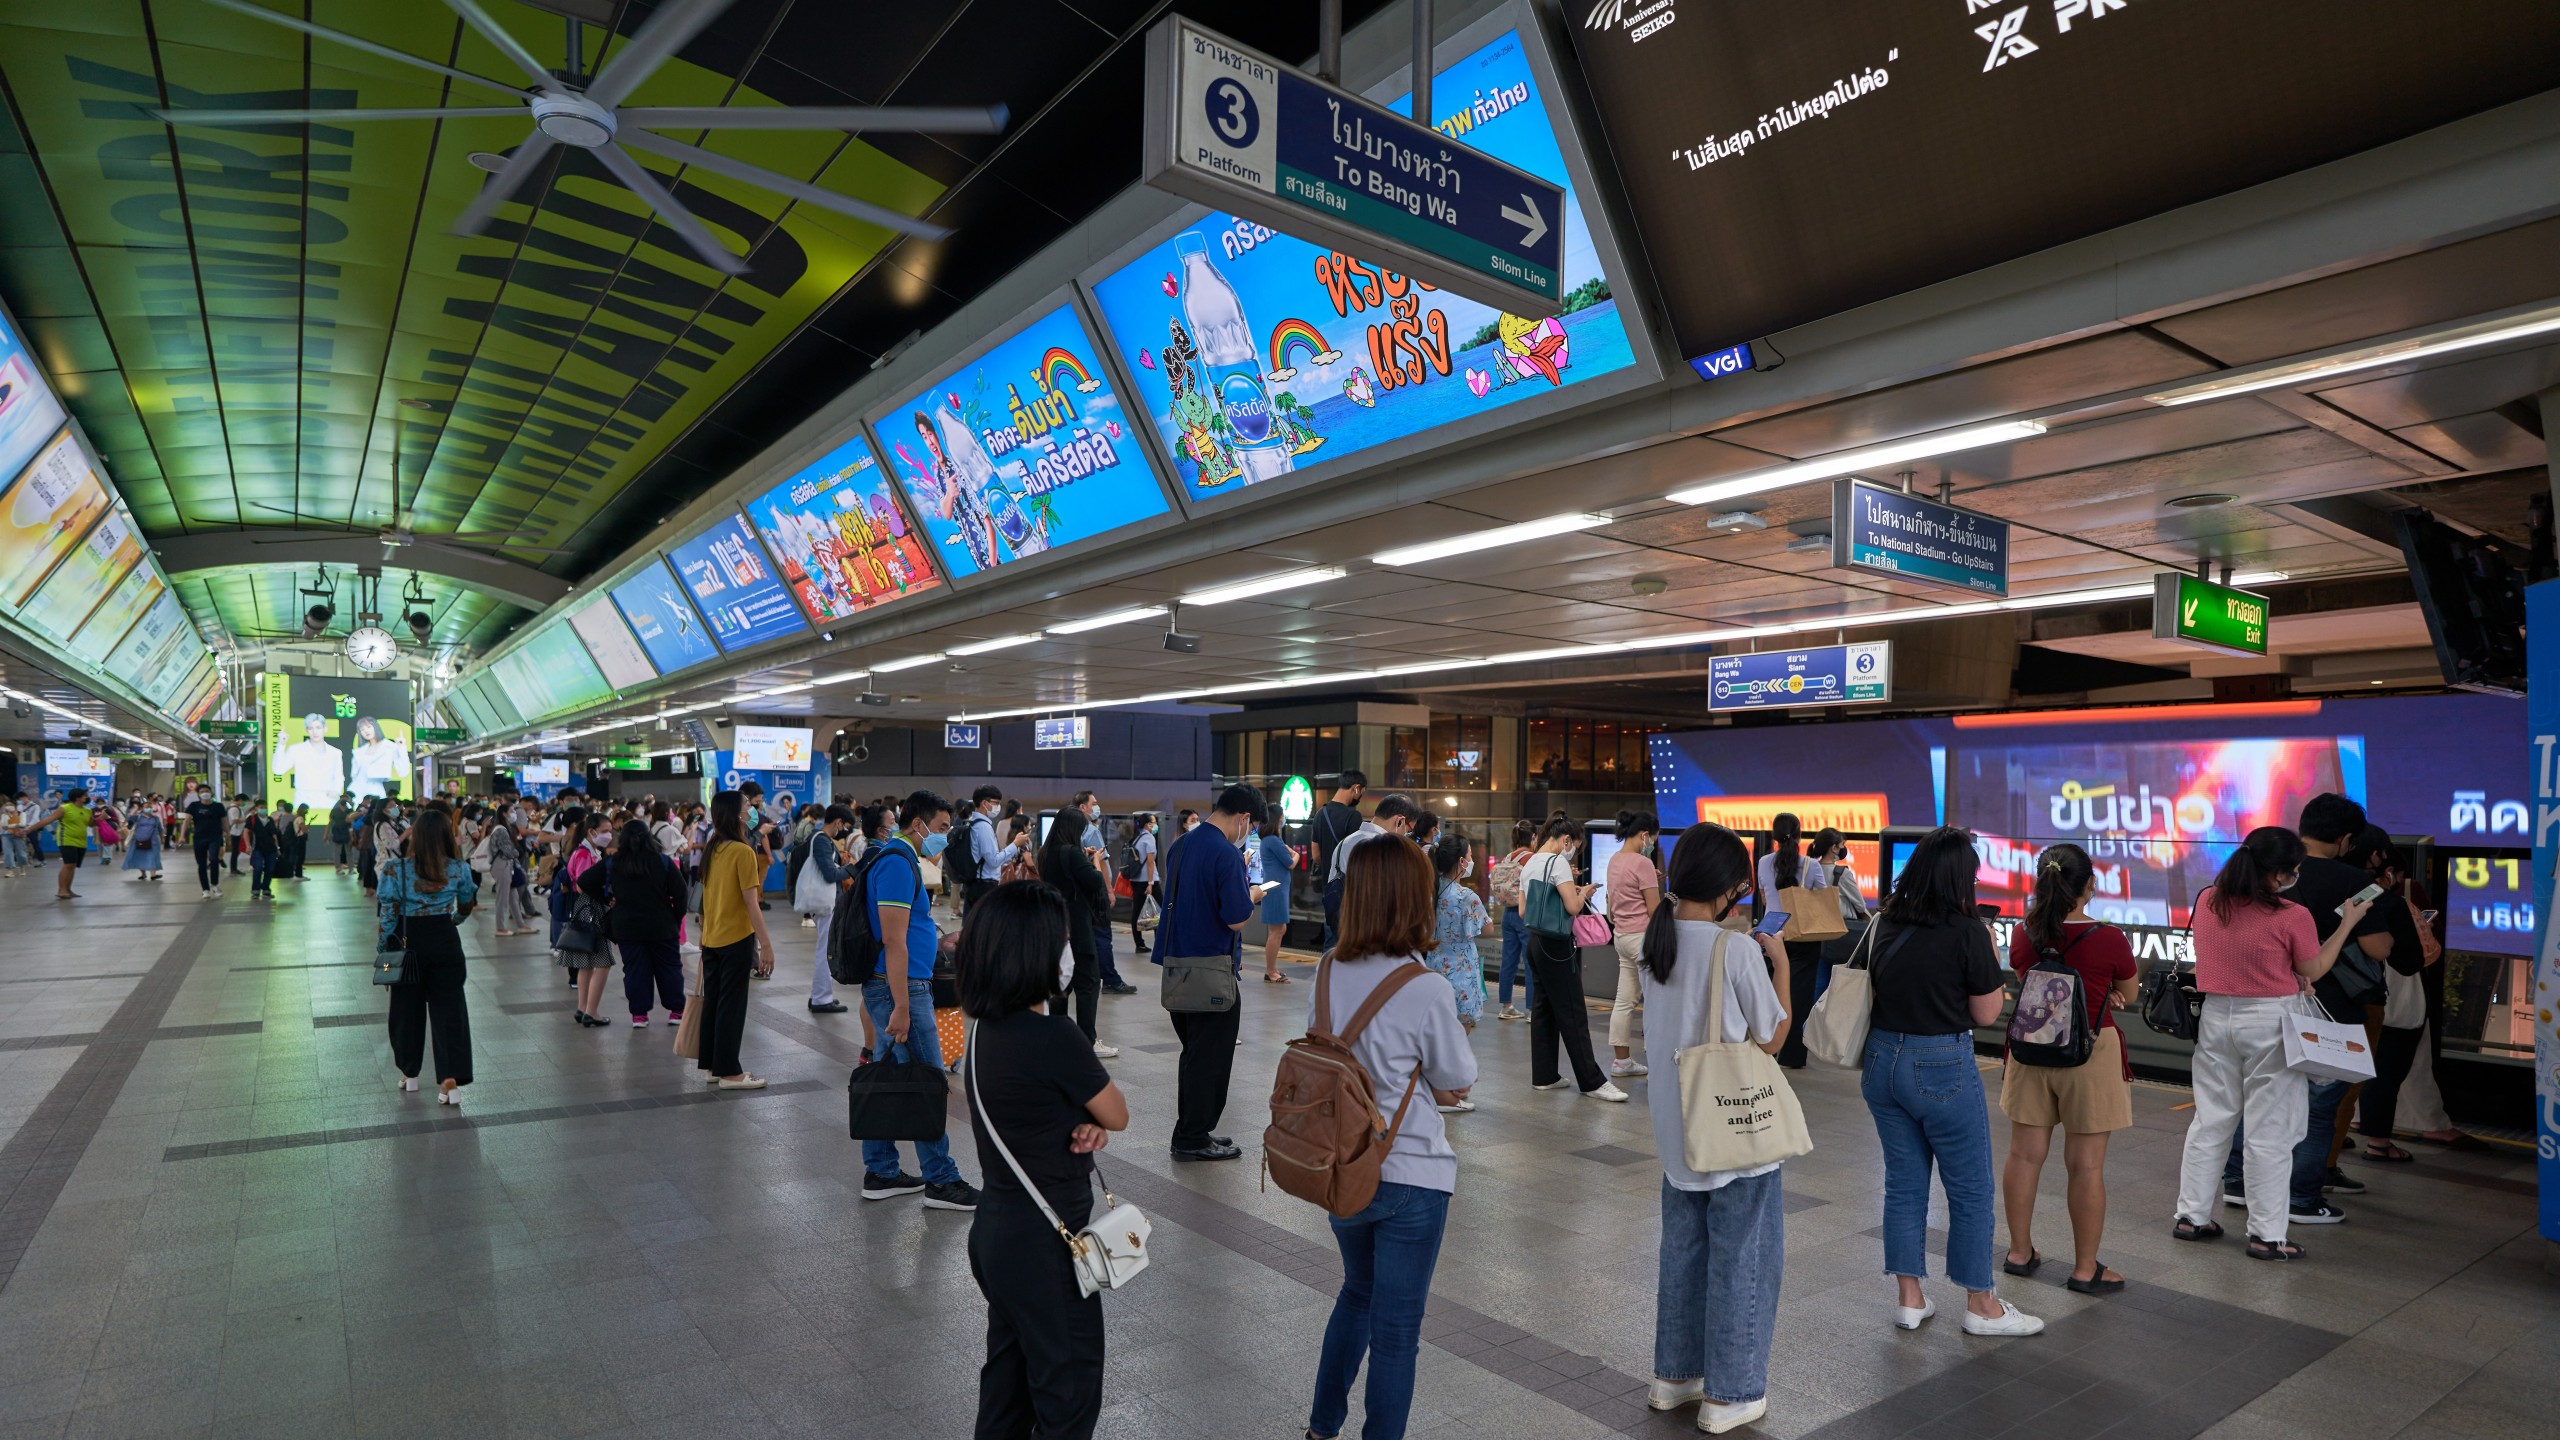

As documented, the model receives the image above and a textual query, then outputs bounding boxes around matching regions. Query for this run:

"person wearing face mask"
[1257,818,1296,983]
[1064,792,1135,997]
[1126,814,1160,958]
[1605,810,1663,1078]
[1038,805,1116,1059]
[1424,833,1488,1078]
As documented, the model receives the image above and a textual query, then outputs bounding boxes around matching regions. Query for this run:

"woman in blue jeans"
[1859,827,2043,1337]
[1640,824,1793,1434]
[1307,839,1479,1440]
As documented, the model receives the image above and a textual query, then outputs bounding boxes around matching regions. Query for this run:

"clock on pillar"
[344,625,399,672]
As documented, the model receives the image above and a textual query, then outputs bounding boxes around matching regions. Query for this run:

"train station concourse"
[0,2,2551,1437]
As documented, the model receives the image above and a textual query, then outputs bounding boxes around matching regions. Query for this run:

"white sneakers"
[1587,1081,1630,1103]
[1435,1097,1476,1114]
[1610,1058,1649,1077]
[1093,1042,1119,1059]
[1646,1380,1766,1434]
[1892,1296,1936,1330]
[1647,1379,1703,1411]
[1960,1299,2045,1337]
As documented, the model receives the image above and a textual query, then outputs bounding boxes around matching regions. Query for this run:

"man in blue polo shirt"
[1157,784,1266,1161]
[859,789,978,1211]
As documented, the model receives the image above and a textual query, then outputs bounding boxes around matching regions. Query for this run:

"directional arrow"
[1500,192,1548,249]
[2182,598,2198,626]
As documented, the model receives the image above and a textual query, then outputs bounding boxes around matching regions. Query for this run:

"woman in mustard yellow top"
[696,791,777,1088]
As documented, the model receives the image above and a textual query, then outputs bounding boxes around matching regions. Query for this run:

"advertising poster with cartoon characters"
[1089,28,1634,505]
[875,303,1170,581]
[743,433,941,623]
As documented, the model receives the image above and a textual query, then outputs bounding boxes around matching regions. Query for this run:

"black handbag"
[557,893,606,954]
[2137,961,2200,1041]
[847,1043,950,1141]
[372,912,408,987]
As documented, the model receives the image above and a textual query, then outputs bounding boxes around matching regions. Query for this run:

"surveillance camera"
[856,692,892,708]
[300,603,334,638]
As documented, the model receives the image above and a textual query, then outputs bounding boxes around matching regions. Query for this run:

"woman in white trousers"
[2172,827,2370,1262]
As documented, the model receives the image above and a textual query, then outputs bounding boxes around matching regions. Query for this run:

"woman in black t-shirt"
[1860,828,2042,1339]
[959,882,1129,1440]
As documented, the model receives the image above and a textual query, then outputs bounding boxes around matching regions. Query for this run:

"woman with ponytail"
[1757,813,1829,1069]
[1997,844,2139,1294]
[1639,823,1789,1434]
[2173,826,2372,1262]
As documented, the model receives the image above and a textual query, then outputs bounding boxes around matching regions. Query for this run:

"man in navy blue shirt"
[1157,784,1265,1161]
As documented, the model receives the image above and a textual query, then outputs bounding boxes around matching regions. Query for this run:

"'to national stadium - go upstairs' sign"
[1142,17,1566,312]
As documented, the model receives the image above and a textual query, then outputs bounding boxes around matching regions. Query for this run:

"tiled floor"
[0,870,2546,1438]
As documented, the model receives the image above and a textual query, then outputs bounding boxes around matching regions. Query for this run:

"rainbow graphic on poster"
[1265,318,1339,381]
[1040,348,1101,395]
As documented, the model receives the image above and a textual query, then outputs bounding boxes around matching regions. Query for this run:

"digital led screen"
[175,659,222,728]
[734,724,813,772]
[2444,850,2533,958]
[473,673,524,730]
[665,515,807,652]
[745,434,940,622]
[566,595,656,691]
[1563,1,2560,356]
[1653,696,2524,930]
[20,507,140,644]
[876,302,1170,578]
[490,623,611,722]
[0,431,109,609]
[439,682,490,737]
[258,673,414,805]
[1090,29,1633,505]
[0,307,66,490]
[68,566,159,665]
[609,565,720,676]
[520,759,570,786]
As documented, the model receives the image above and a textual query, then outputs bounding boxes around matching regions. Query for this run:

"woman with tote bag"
[1758,814,1833,1069]
[1640,823,1799,1434]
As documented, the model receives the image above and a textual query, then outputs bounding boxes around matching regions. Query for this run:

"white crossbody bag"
[966,1022,1151,1298]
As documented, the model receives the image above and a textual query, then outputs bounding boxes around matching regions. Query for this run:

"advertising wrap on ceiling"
[1091,27,1635,508]
[876,300,1172,580]
[610,565,720,677]
[666,515,808,653]
[744,434,940,624]
[1563,0,2560,356]
[258,672,414,807]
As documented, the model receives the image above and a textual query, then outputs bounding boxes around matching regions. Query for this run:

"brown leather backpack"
[1262,956,1429,1217]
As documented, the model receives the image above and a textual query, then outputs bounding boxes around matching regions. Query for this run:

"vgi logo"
[1585,0,1677,42]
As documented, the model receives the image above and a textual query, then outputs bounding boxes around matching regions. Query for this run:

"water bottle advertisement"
[1088,28,1636,507]
[872,301,1172,581]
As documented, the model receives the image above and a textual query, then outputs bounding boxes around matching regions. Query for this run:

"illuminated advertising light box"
[733,724,813,772]
[20,507,142,643]
[44,749,114,779]
[744,433,941,623]
[258,673,414,806]
[1091,27,1637,508]
[0,430,110,608]
[665,515,808,652]
[519,759,570,787]
[68,566,160,665]
[491,622,612,721]
[874,299,1172,580]
[472,673,524,729]
[107,590,192,704]
[176,660,223,728]
[567,595,656,691]
[609,565,720,676]
[0,305,66,489]
[1652,696,2524,932]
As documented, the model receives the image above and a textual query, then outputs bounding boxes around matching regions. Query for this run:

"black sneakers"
[921,1180,979,1211]
[2321,1167,2367,1195]
[861,1171,924,1201]
[2289,1200,2349,1225]
[1171,1139,1242,1162]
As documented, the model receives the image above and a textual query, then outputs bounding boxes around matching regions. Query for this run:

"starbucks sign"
[1279,775,1316,824]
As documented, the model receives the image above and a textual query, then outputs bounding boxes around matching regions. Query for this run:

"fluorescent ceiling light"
[947,633,1042,657]
[757,682,813,695]
[1667,419,2049,507]
[1371,512,1610,567]
[2145,303,2560,406]
[812,669,869,685]
[1046,605,1167,634]
[869,653,942,673]
[1180,566,1348,607]
[2230,570,2288,586]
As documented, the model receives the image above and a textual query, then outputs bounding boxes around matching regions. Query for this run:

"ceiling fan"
[153,0,1005,276]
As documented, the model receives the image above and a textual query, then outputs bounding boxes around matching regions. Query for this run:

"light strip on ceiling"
[811,669,870,685]
[946,633,1042,657]
[2144,302,2560,406]
[869,653,942,673]
[756,681,814,696]
[1045,605,1168,634]
[1371,513,1612,567]
[1665,420,2049,508]
[1179,566,1348,607]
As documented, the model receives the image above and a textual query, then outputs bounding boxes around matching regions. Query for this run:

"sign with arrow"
[1141,16,1566,311]
[2152,573,2270,656]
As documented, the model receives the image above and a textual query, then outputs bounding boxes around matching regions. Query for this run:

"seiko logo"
[1585,0,1676,42]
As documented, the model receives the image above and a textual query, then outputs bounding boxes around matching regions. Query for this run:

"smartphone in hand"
[2338,883,2383,916]
[1753,910,1791,937]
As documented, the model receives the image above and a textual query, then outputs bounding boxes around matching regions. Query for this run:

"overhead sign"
[944,722,983,750]
[1831,480,2010,597]
[1708,641,1892,712]
[1143,17,1566,312]
[1033,716,1091,751]
[1688,342,1757,384]
[0,301,68,487]
[1280,774,1315,824]
[44,749,114,777]
[415,727,466,745]
[196,718,257,737]
[2152,573,2270,657]
[602,755,653,771]
[734,724,814,772]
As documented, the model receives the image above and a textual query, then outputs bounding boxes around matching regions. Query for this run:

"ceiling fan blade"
[618,129,952,242]
[620,104,1010,134]
[154,106,522,125]
[450,131,557,236]
[438,0,561,88]
[201,0,530,99]
[409,538,577,565]
[584,0,732,109]
[590,142,748,274]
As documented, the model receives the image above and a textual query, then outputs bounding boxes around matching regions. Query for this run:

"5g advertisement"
[257,673,414,808]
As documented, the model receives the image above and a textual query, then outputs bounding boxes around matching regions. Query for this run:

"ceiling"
[0,0,1390,656]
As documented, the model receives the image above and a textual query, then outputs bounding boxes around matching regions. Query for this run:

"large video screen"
[609,564,719,676]
[257,672,413,806]
[490,622,611,721]
[0,306,67,489]
[471,673,523,730]
[20,507,140,643]
[105,590,190,700]
[745,433,940,623]
[2443,850,2533,958]
[1564,1,2560,356]
[566,594,655,691]
[0,431,110,609]
[875,301,1170,578]
[1089,28,1634,506]
[665,515,806,653]
[1654,696,2524,930]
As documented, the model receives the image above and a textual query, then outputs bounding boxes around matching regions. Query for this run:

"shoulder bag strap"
[1311,952,1336,1039]
[1336,960,1429,1045]
[964,1022,1079,1247]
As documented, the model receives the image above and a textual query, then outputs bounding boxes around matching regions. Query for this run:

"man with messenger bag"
[1154,784,1271,1163]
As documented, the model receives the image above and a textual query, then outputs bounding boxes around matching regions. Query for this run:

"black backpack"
[825,845,900,985]
[944,813,986,886]
[2006,928,2094,1068]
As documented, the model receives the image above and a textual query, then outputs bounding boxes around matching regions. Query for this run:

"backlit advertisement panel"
[744,434,940,623]
[1090,28,1634,506]
[2443,851,2532,958]
[566,596,656,691]
[609,565,719,676]
[0,306,66,489]
[1653,697,2524,930]
[20,506,141,643]
[69,566,159,664]
[875,301,1171,579]
[104,590,188,697]
[258,672,413,805]
[489,623,611,722]
[666,515,807,652]
[0,430,109,608]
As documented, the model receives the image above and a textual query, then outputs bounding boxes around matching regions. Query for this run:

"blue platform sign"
[2524,581,2559,1244]
[1708,641,1892,713]
[1145,17,1565,311]
[944,722,983,751]
[1033,716,1091,751]
[1689,342,1755,383]
[1831,479,2010,597]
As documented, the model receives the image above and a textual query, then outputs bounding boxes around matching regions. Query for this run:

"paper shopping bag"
[2281,1011,2377,1082]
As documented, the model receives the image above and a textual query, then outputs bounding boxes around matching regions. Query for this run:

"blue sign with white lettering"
[1688,341,1756,383]
[2524,580,2560,1245]
[1831,479,2010,597]
[1708,641,1892,713]
[1033,717,1090,751]
[944,722,983,751]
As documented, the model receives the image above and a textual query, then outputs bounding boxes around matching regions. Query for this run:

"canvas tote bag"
[1676,929,1813,1173]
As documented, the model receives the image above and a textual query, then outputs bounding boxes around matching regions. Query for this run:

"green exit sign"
[603,756,653,771]
[415,727,467,744]
[197,719,258,737]
[2152,573,2269,656]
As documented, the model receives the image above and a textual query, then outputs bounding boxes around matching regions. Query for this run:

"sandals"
[2171,1218,2223,1243]
[2066,1263,2126,1295]
[2361,1142,2415,1163]
[2246,1237,2305,1262]
[2001,1250,2042,1277]
[1262,973,1293,984]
